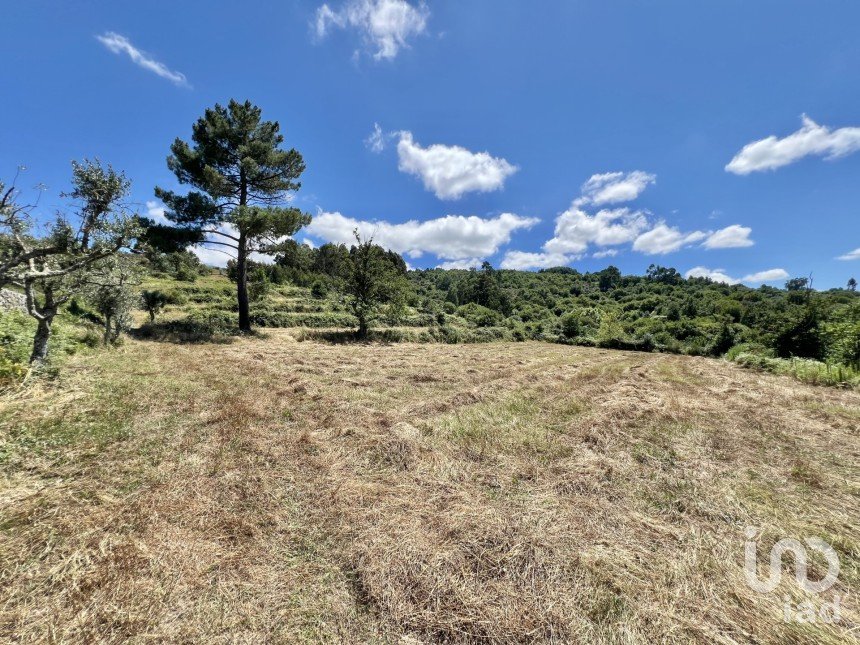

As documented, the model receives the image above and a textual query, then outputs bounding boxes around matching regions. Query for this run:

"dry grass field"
[1,334,858,643]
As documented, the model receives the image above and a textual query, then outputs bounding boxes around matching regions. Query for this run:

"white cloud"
[726,115,860,175]
[837,247,860,261]
[306,210,538,259]
[365,122,386,152]
[144,200,169,223]
[633,223,706,255]
[544,206,649,254]
[742,268,789,283]
[436,258,483,270]
[685,266,739,284]
[592,249,618,259]
[538,173,754,259]
[314,0,429,60]
[396,131,518,200]
[191,246,233,268]
[96,32,188,86]
[578,171,656,206]
[500,251,573,270]
[685,266,789,285]
[703,224,754,249]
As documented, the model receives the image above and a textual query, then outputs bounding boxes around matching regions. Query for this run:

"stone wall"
[0,288,27,313]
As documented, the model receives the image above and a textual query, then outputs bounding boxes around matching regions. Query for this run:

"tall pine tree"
[154,100,310,331]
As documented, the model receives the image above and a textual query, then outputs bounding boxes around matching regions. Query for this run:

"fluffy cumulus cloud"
[726,115,860,175]
[633,224,707,255]
[314,0,429,60]
[702,224,754,249]
[500,251,573,270]
[96,32,188,86]
[395,131,518,200]
[742,268,790,283]
[436,258,483,270]
[544,206,649,255]
[578,171,656,206]
[144,200,168,223]
[685,267,738,284]
[837,247,860,261]
[306,210,538,259]
[633,223,753,255]
[503,170,757,270]
[685,266,789,285]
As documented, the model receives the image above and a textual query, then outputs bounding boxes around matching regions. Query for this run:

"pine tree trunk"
[237,234,251,333]
[29,316,52,364]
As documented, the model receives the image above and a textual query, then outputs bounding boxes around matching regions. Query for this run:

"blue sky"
[3,1,859,287]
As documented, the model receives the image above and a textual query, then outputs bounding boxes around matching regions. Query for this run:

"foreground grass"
[1,335,858,643]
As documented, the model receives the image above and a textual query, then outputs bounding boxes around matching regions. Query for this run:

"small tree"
[141,289,169,323]
[598,265,621,292]
[0,161,138,364]
[85,256,142,344]
[344,231,410,339]
[848,277,857,292]
[560,311,580,338]
[785,276,809,292]
[247,265,271,302]
[153,100,311,332]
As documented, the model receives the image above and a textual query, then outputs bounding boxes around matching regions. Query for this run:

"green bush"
[457,302,504,327]
[310,280,328,299]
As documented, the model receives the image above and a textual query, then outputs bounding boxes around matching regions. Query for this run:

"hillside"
[1,335,858,643]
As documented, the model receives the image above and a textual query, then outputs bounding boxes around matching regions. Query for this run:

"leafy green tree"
[785,277,809,291]
[709,321,736,356]
[455,262,511,314]
[85,256,142,344]
[310,279,328,299]
[560,311,580,338]
[646,264,682,285]
[153,100,311,332]
[848,277,857,292]
[345,231,410,339]
[774,307,823,359]
[141,289,169,323]
[247,265,271,302]
[1,161,139,363]
[313,242,351,279]
[597,266,621,292]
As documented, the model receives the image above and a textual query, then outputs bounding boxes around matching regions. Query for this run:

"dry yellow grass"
[1,333,858,643]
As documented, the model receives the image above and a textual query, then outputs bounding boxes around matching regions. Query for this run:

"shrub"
[310,280,328,299]
[560,312,580,338]
[457,302,503,327]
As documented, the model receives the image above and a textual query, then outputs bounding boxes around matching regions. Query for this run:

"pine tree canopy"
[153,99,311,254]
